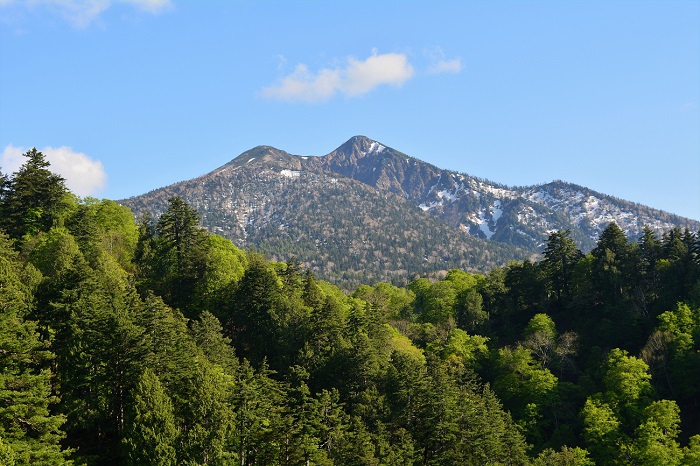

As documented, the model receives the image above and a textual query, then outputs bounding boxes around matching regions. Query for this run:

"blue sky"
[1,0,699,220]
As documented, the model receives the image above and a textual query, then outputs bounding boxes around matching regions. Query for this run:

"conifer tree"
[154,197,209,312]
[0,149,68,239]
[190,311,238,375]
[592,222,633,305]
[0,232,71,465]
[542,229,582,308]
[123,368,178,466]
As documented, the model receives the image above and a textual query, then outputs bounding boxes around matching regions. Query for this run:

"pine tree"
[0,231,71,465]
[150,197,210,312]
[542,230,582,308]
[190,311,238,376]
[591,222,633,305]
[0,149,68,239]
[122,369,178,466]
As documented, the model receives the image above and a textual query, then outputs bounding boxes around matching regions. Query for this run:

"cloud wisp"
[428,58,462,75]
[1,144,107,197]
[425,46,462,75]
[261,52,415,103]
[1,0,172,27]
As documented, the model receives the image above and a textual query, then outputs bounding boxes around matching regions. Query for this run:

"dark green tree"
[225,253,285,366]
[638,226,662,299]
[0,149,69,239]
[542,230,582,309]
[190,311,238,376]
[591,222,634,306]
[122,369,178,466]
[0,231,72,465]
[153,197,209,312]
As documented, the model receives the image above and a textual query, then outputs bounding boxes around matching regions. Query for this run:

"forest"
[1,148,699,465]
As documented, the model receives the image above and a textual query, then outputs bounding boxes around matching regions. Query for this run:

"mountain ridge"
[121,136,699,287]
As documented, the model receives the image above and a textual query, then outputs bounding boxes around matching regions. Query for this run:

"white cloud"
[2,0,171,27]
[261,51,414,103]
[428,58,462,75]
[1,144,107,197]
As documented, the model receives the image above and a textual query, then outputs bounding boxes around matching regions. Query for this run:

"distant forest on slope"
[1,149,700,465]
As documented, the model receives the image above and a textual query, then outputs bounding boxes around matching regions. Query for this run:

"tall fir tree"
[122,368,178,466]
[0,232,72,465]
[0,149,69,240]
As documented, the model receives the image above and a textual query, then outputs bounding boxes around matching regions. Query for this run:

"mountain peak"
[225,145,301,170]
[332,135,388,161]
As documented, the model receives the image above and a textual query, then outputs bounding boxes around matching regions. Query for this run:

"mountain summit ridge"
[301,136,697,249]
[121,136,699,287]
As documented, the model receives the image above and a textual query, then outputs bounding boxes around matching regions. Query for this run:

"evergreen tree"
[591,222,633,306]
[638,226,662,300]
[122,369,178,466]
[542,230,582,309]
[190,311,238,375]
[0,232,71,465]
[0,149,69,239]
[153,197,209,312]
[180,361,234,465]
[225,253,284,366]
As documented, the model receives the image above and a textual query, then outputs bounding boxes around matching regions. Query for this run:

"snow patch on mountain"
[362,142,386,157]
[436,189,457,203]
[477,210,494,239]
[492,200,503,223]
[280,169,301,178]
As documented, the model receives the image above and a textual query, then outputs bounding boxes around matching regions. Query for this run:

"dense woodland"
[1,149,699,465]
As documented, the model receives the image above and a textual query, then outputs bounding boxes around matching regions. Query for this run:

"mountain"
[121,136,699,287]
[305,136,698,251]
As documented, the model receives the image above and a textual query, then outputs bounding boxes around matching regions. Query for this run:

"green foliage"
[542,229,582,308]
[629,400,683,466]
[0,232,72,465]
[194,234,246,310]
[353,281,415,321]
[190,311,238,375]
[418,280,458,324]
[4,153,700,465]
[602,348,653,410]
[581,398,620,464]
[122,369,177,466]
[437,328,488,370]
[0,149,69,239]
[93,200,139,268]
[682,435,700,466]
[533,446,594,466]
[492,345,558,443]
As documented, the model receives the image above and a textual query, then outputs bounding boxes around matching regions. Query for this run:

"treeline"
[0,149,699,466]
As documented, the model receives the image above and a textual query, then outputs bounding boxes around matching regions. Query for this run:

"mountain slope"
[123,146,528,288]
[305,136,698,250]
[122,136,699,287]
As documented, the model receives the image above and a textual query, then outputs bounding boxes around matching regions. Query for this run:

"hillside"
[122,136,699,287]
[306,136,698,250]
[123,145,527,289]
